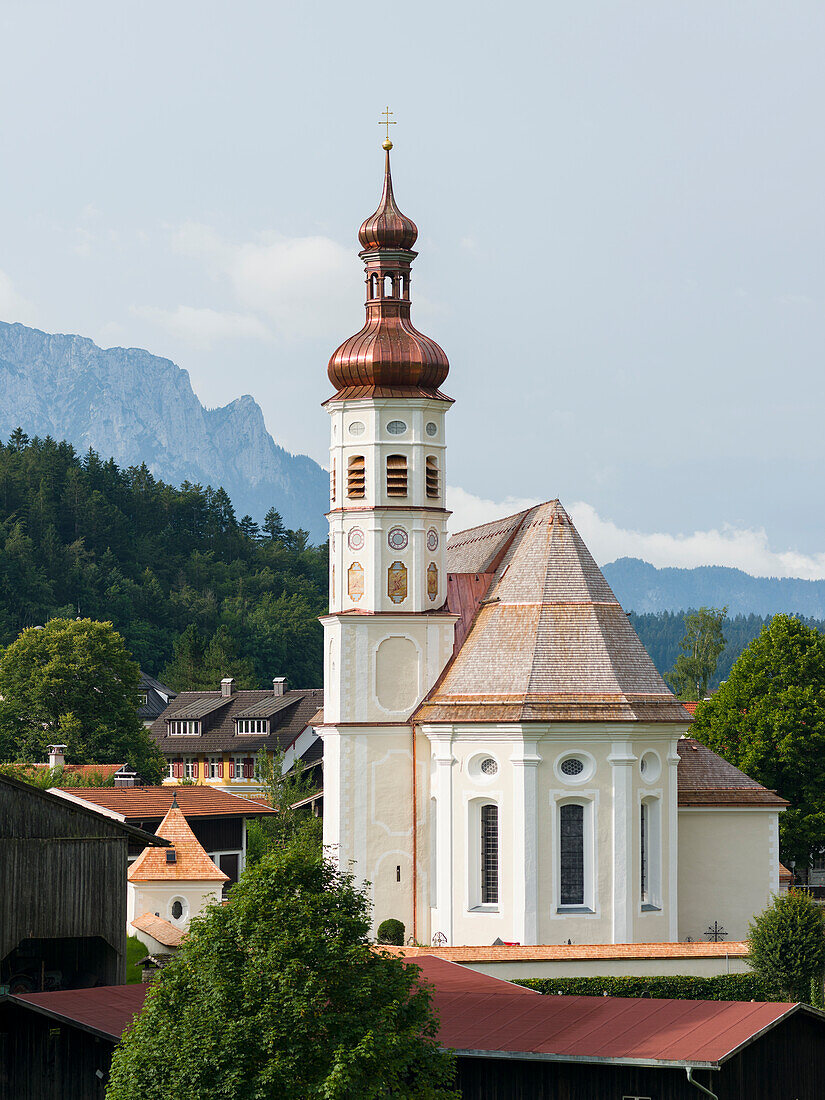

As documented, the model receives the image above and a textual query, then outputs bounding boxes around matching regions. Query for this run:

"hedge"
[513,974,782,1001]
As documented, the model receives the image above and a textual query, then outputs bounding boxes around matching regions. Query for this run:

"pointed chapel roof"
[128,801,229,883]
[415,501,690,724]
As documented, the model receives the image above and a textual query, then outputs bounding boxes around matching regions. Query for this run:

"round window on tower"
[480,757,498,777]
[426,421,438,437]
[348,421,365,436]
[387,420,407,435]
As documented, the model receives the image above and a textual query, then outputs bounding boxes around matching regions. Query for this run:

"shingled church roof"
[415,500,691,725]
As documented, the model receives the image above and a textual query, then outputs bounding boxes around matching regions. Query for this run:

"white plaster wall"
[678,809,779,942]
[127,880,223,937]
[459,954,753,980]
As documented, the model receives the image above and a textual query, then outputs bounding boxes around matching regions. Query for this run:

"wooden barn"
[0,774,165,993]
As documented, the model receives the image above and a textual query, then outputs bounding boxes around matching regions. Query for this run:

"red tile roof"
[409,955,802,1067]
[131,912,185,947]
[58,786,277,819]
[128,804,228,883]
[394,941,750,963]
[681,702,700,715]
[11,984,147,1041]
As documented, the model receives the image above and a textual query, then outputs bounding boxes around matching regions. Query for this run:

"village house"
[147,676,322,795]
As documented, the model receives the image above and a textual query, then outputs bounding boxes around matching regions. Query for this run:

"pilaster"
[511,740,541,945]
[608,741,636,943]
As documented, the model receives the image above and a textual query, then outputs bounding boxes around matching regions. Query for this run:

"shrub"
[514,973,780,1000]
[748,890,825,1002]
[376,919,406,946]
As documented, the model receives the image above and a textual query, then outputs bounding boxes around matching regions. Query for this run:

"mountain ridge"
[603,556,825,619]
[0,321,328,541]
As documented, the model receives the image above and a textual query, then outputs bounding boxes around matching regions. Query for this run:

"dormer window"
[168,720,201,736]
[236,719,269,735]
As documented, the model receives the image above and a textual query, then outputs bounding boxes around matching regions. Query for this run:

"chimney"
[272,677,287,696]
[47,745,67,769]
[221,677,235,698]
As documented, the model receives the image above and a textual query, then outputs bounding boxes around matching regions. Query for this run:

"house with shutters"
[146,676,322,794]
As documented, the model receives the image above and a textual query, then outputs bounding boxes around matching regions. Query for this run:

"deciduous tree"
[107,845,459,1099]
[665,606,727,701]
[748,890,825,1003]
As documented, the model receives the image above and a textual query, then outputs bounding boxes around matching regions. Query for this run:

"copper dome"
[358,149,418,251]
[327,148,450,402]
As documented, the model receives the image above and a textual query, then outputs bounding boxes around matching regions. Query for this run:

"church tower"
[320,133,457,935]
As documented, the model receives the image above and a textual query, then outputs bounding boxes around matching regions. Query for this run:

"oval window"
[560,758,584,777]
[348,421,365,436]
[426,421,438,436]
[387,420,407,435]
[171,900,183,920]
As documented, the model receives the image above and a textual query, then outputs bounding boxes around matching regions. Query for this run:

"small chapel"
[316,133,786,948]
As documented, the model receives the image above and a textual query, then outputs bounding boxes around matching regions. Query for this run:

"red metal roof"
[11,984,147,1041]
[408,956,800,1068]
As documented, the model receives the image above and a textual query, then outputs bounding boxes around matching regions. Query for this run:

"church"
[316,134,786,949]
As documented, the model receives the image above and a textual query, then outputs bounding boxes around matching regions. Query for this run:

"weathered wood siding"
[0,1002,113,1100]
[0,782,130,984]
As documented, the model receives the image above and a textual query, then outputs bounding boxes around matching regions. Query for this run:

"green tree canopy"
[748,890,825,1003]
[665,606,727,701]
[691,614,825,866]
[107,845,458,1100]
[0,617,165,783]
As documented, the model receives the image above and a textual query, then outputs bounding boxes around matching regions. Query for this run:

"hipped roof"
[128,803,228,883]
[416,501,690,724]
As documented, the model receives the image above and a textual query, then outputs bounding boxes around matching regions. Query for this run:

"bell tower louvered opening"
[347,455,365,499]
[386,454,408,497]
[425,456,440,499]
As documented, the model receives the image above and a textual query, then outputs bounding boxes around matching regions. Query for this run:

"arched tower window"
[386,454,408,497]
[347,455,365,499]
[383,273,394,297]
[398,273,406,298]
[426,456,440,499]
[369,273,379,299]
[559,803,584,906]
[481,803,499,904]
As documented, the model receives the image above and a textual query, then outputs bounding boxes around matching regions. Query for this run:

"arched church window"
[384,273,393,297]
[347,455,365,498]
[559,803,584,906]
[370,273,379,298]
[640,797,661,909]
[426,456,440,499]
[481,803,498,904]
[386,454,408,497]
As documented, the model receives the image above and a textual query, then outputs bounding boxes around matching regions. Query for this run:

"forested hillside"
[630,610,825,689]
[0,432,327,688]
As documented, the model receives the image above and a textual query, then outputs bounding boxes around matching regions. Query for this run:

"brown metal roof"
[60,786,277,819]
[409,956,805,1068]
[9,984,148,1041]
[234,694,299,720]
[676,739,788,807]
[417,501,690,725]
[165,695,232,720]
[150,687,323,755]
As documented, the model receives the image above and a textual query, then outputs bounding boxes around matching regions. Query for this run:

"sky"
[1,1,824,576]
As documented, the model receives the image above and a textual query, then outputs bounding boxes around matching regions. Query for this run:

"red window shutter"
[174,760,183,779]
[228,760,234,778]
[192,760,199,778]
[243,758,253,779]
[217,760,223,778]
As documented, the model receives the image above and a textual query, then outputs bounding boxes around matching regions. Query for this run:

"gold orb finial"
[379,106,396,149]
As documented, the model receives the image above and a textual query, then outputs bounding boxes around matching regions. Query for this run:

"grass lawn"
[126,935,145,984]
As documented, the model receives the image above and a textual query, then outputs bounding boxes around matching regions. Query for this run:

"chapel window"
[481,803,499,905]
[386,454,408,497]
[347,455,365,499]
[559,803,584,906]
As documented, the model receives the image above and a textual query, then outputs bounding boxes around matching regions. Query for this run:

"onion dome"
[358,149,418,251]
[327,146,450,402]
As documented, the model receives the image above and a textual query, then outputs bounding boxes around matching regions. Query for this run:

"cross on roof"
[379,106,396,144]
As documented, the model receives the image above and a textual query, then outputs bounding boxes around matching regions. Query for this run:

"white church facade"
[317,139,786,948]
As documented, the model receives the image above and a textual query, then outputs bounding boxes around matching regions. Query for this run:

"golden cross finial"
[379,106,396,150]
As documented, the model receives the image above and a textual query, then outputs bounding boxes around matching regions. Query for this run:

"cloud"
[171,222,357,341]
[130,305,271,350]
[447,487,825,580]
[0,270,34,323]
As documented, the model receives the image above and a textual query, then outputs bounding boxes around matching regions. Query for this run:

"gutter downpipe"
[411,722,417,943]
[686,1067,719,1100]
